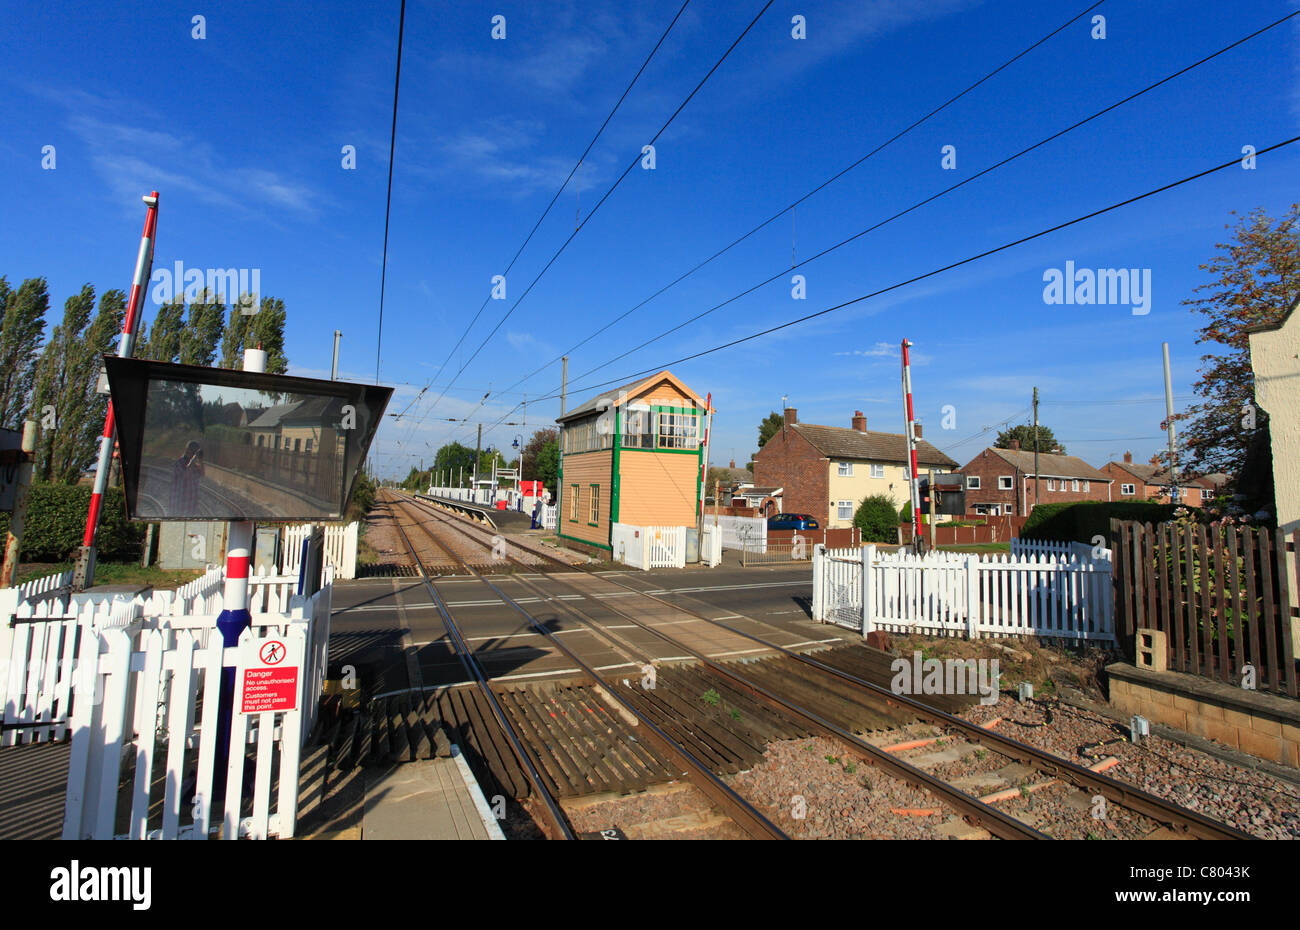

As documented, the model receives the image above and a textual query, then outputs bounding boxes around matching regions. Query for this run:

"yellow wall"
[619,451,699,526]
[624,376,698,409]
[560,451,612,547]
[825,461,949,528]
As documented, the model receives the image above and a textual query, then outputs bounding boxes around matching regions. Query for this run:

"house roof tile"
[791,423,958,467]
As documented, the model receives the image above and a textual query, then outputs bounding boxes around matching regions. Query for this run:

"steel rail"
[389,493,788,840]
[596,572,1254,841]
[398,494,1043,837]
[382,494,576,840]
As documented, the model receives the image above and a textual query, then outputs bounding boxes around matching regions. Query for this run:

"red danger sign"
[240,639,299,714]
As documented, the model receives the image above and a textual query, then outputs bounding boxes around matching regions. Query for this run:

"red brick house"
[1100,451,1216,508]
[753,407,957,528]
[958,442,1112,516]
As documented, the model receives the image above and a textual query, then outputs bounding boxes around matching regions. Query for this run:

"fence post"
[812,544,825,621]
[861,544,876,638]
[342,522,358,580]
[965,555,980,639]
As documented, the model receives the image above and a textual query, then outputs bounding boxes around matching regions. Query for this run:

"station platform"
[361,746,505,840]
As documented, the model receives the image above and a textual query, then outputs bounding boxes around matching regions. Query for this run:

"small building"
[730,484,783,516]
[1099,451,1214,507]
[556,371,709,555]
[753,407,957,529]
[958,443,1111,516]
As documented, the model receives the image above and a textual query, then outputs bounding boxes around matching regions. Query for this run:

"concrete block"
[1224,707,1253,730]
[1198,701,1225,722]
[1282,739,1299,768]
[1149,688,1174,707]
[1251,715,1282,736]
[1135,628,1167,672]
[1203,719,1240,749]
[1281,723,1300,745]
[1173,694,1199,712]
[1237,727,1283,763]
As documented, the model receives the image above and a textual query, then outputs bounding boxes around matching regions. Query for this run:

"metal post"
[1162,343,1179,504]
[214,346,265,782]
[900,340,922,552]
[331,330,342,380]
[0,421,38,588]
[473,423,482,502]
[928,468,937,550]
[78,191,159,589]
[1033,386,1040,509]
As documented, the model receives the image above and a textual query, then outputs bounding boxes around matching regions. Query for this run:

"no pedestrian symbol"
[240,639,299,714]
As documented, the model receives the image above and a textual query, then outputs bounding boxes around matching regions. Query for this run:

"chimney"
[1123,450,1132,464]
[729,458,735,469]
[1008,439,1020,451]
[913,421,922,439]
[784,407,797,425]
[851,410,867,432]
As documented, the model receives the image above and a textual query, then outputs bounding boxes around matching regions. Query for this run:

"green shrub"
[0,483,143,562]
[854,495,899,543]
[1021,501,1179,544]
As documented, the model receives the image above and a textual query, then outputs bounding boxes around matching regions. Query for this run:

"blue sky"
[3,0,1297,480]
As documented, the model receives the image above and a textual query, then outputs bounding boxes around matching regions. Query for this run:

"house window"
[837,500,853,520]
[1121,483,1135,496]
[998,475,1013,491]
[570,484,580,521]
[974,504,988,515]
[966,475,980,490]
[1082,480,1089,492]
[837,462,853,477]
[1071,479,1079,492]
[305,439,313,453]
[1201,488,1211,501]
[589,484,600,525]
[870,464,885,479]
[656,411,700,449]
[1047,479,1056,491]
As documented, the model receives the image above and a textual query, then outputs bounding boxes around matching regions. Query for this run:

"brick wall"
[1100,462,1210,508]
[753,426,829,525]
[958,448,1112,516]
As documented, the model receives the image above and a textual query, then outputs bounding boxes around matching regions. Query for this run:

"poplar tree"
[0,277,49,429]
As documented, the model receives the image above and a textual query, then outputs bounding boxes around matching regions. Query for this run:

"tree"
[138,297,185,362]
[1178,203,1299,491]
[854,494,899,543]
[248,296,288,374]
[219,292,255,369]
[995,424,1063,455]
[520,428,559,492]
[757,411,784,448]
[0,277,49,429]
[178,289,225,367]
[31,284,123,482]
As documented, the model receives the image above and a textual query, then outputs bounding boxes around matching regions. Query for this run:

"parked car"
[768,512,819,531]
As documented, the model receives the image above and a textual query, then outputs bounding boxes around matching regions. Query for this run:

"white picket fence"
[1010,537,1112,563]
[700,524,722,567]
[812,544,1114,641]
[541,504,557,530]
[281,522,358,579]
[716,514,767,552]
[1,569,315,748]
[59,581,331,840]
[610,524,687,569]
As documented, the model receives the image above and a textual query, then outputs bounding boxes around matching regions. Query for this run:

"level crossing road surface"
[326,562,838,696]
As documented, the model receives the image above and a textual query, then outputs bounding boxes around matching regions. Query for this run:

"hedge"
[1020,501,1180,544]
[854,495,899,543]
[0,483,144,562]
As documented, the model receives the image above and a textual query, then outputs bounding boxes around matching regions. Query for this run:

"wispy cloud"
[35,87,324,219]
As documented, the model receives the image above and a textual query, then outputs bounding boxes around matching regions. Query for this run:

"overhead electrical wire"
[375,0,406,386]
[389,0,693,431]
[495,0,1112,399]
[563,9,1300,390]
[401,0,777,448]
[469,136,1300,436]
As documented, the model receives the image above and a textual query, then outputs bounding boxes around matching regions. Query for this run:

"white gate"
[646,526,687,569]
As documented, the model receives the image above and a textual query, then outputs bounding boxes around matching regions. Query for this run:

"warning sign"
[239,639,299,714]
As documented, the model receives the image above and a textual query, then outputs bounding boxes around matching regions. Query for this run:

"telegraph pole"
[473,423,482,501]
[560,357,568,418]
[1033,386,1040,509]
[331,330,342,380]
[1162,343,1180,503]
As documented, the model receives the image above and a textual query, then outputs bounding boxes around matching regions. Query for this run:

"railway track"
[377,490,789,839]
[378,490,1250,839]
